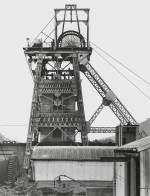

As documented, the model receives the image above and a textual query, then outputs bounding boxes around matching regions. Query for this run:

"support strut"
[80,63,137,125]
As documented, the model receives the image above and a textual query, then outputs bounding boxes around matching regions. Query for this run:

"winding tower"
[23,4,138,171]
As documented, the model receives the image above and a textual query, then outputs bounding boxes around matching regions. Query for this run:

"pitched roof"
[32,146,116,160]
[117,136,150,152]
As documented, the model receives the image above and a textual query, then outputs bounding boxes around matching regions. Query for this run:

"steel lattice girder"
[89,127,116,133]
[89,103,104,125]
[81,63,137,125]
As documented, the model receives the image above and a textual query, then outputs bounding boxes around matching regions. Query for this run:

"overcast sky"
[0,0,150,142]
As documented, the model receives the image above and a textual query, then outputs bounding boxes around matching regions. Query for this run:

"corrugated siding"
[140,149,150,196]
[33,161,114,181]
[116,162,126,196]
[32,146,115,160]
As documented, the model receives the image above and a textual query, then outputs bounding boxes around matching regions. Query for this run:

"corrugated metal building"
[0,150,19,184]
[0,143,25,179]
[32,146,117,196]
[0,143,25,185]
[116,135,150,196]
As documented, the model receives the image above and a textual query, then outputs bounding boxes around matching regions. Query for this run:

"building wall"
[140,148,150,196]
[87,187,112,196]
[0,143,25,174]
[36,180,113,196]
[115,162,126,196]
[130,158,137,196]
[0,160,8,184]
[33,161,114,181]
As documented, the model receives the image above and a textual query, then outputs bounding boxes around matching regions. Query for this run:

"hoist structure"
[23,4,139,171]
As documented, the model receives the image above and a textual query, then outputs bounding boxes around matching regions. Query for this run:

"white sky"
[0,0,150,142]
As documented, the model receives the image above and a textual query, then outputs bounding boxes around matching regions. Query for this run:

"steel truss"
[80,63,137,125]
[89,127,116,133]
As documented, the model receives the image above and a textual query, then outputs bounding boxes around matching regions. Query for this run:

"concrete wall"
[36,180,113,196]
[87,187,112,196]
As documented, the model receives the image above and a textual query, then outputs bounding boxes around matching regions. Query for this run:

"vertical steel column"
[23,54,43,171]
[73,54,88,145]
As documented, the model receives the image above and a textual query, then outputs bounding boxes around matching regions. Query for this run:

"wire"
[90,41,150,88]
[31,15,55,45]
[41,32,54,41]
[43,28,55,42]
[0,124,27,127]
[93,48,150,101]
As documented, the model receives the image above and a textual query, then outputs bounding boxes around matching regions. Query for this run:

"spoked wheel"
[57,31,86,48]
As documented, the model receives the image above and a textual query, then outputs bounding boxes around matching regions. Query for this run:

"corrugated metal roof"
[117,136,150,152]
[32,146,116,160]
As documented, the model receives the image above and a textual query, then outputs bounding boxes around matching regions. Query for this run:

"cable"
[43,28,55,42]
[31,15,55,45]
[0,124,27,127]
[41,32,54,41]
[86,34,150,97]
[90,41,150,88]
[93,48,150,101]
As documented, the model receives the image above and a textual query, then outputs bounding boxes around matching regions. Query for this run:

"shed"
[116,136,150,196]
[31,146,117,196]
